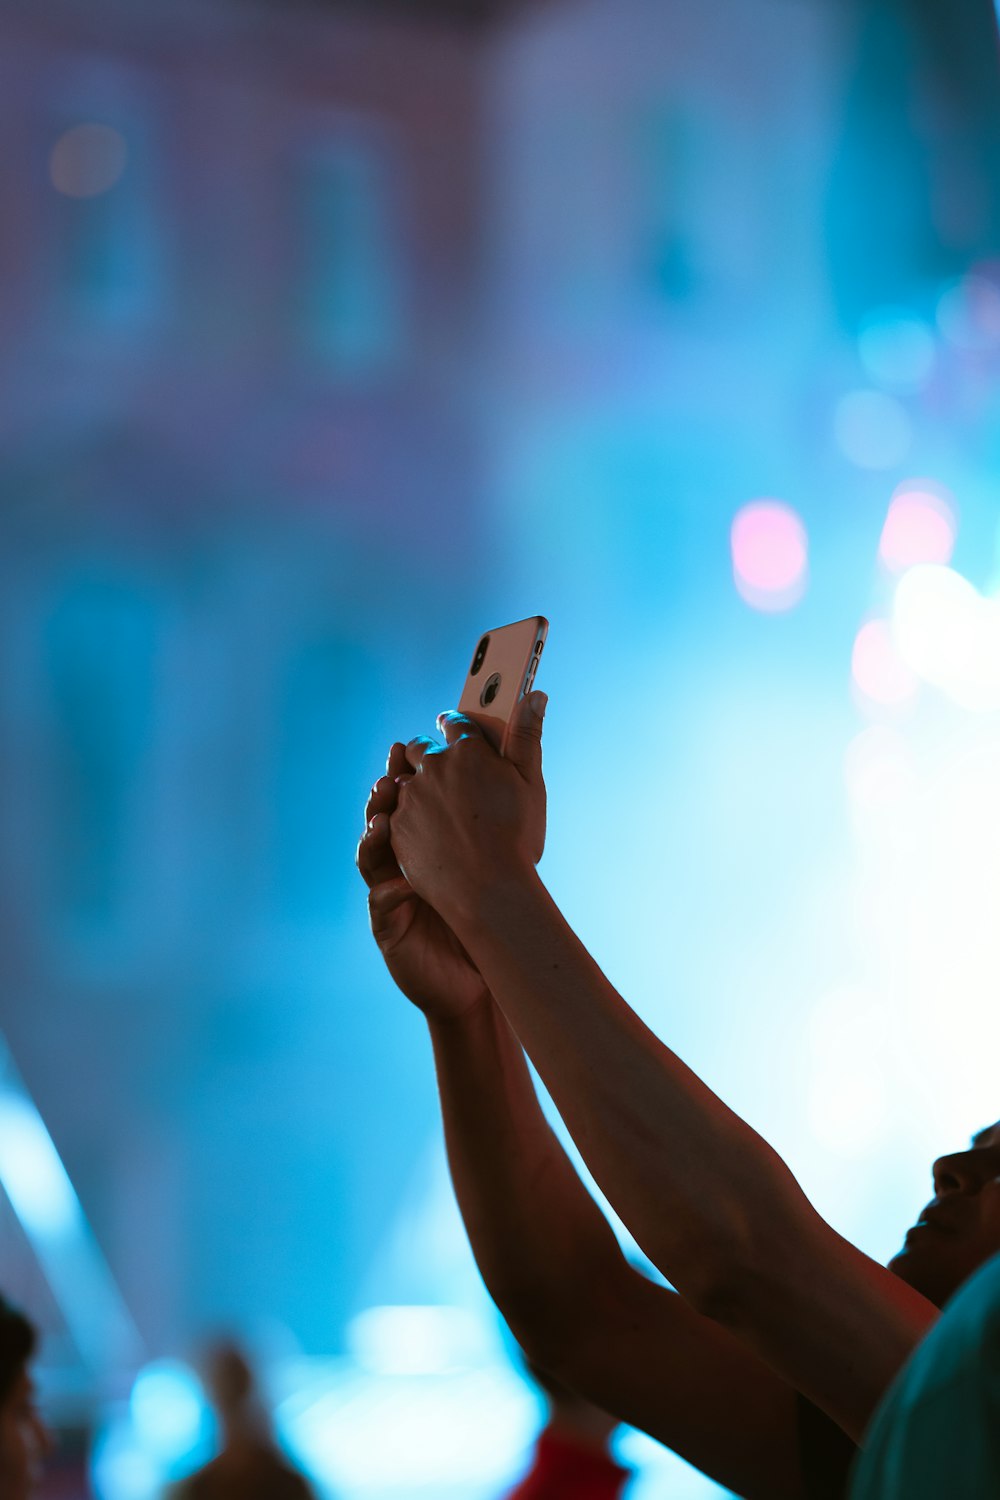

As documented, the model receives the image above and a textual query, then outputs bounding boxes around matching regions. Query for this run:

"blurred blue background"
[4,0,1000,1495]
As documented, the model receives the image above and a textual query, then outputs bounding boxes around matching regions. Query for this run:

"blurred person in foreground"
[169,1340,314,1500]
[356,692,1000,1499]
[847,1248,1000,1498]
[0,1297,50,1499]
[503,1355,631,1500]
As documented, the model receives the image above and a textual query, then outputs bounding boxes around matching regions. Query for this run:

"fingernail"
[529,691,548,718]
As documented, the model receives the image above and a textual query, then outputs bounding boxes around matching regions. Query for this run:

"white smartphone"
[457,615,548,755]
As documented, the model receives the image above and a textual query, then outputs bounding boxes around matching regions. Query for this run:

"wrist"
[443,859,546,945]
[424,988,494,1038]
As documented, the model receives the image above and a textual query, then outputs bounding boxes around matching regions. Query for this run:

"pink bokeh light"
[851,619,919,707]
[731,500,808,612]
[879,483,956,573]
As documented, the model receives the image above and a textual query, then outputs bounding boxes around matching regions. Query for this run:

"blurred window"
[291,136,403,378]
[46,72,166,338]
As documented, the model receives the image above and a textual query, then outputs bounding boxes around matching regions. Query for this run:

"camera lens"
[470,635,489,676]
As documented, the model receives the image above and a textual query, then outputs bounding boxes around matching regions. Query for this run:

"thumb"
[506,690,547,778]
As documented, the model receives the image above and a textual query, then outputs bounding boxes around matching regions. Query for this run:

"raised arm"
[357,760,811,1499]
[387,702,939,1441]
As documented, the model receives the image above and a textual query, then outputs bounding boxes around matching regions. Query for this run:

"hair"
[0,1297,36,1406]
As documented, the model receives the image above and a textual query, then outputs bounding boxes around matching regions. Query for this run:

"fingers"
[356,811,401,889]
[386,742,409,780]
[368,876,415,917]
[436,710,484,748]
[404,735,443,771]
[504,690,547,780]
[366,774,399,825]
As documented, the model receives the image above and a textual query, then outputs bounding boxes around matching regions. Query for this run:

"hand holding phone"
[457,616,548,756]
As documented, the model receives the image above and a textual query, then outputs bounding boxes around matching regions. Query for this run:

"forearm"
[444,869,798,1311]
[427,996,627,1360]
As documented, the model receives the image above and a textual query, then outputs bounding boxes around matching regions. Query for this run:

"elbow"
[665,1226,759,1327]
[683,1260,747,1326]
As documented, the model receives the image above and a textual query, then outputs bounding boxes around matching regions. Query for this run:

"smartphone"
[457,615,548,755]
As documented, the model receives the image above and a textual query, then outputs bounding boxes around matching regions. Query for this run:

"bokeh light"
[834,390,913,470]
[892,564,1000,710]
[730,500,808,612]
[936,270,1000,352]
[878,482,957,572]
[851,619,919,708]
[129,1361,207,1467]
[49,123,128,198]
[90,1425,160,1500]
[858,310,936,391]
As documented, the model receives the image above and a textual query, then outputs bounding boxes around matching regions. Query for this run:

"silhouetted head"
[0,1298,49,1500]
[889,1120,1000,1307]
[201,1340,257,1419]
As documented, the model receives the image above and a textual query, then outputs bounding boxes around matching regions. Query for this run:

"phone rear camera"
[481,672,501,707]
[470,635,490,676]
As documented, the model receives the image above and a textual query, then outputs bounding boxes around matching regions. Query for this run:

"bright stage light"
[279,1364,536,1491]
[834,390,913,471]
[0,1039,142,1375]
[843,726,916,812]
[347,1304,488,1376]
[0,1096,82,1239]
[730,500,808,612]
[878,483,956,572]
[857,741,1000,1144]
[49,124,128,199]
[804,988,891,1162]
[806,1063,889,1157]
[851,619,919,708]
[892,564,1000,710]
[858,310,936,392]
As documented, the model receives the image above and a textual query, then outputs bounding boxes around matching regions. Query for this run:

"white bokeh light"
[892,564,1000,711]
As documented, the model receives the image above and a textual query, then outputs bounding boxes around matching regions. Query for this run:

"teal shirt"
[850,1252,1000,1499]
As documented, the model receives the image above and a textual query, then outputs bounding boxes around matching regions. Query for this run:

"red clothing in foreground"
[503,1427,631,1500]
